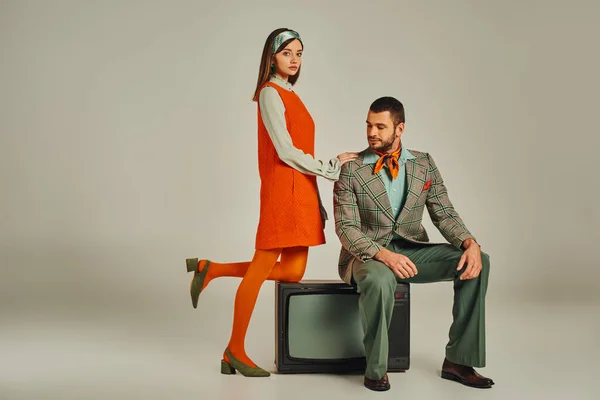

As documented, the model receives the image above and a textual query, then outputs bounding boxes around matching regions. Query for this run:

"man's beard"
[370,135,398,153]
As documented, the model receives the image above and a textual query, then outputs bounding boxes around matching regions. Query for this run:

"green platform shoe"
[220,349,271,377]
[186,258,210,309]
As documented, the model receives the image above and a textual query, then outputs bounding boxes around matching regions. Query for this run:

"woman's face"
[273,39,303,79]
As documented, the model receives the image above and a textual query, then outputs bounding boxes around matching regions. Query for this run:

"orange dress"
[255,82,326,250]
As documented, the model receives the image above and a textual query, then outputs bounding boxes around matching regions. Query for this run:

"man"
[333,96,493,391]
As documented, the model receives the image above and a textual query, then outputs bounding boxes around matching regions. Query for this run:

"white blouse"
[258,75,341,182]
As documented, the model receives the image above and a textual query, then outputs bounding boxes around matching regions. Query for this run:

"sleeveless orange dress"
[255,82,326,250]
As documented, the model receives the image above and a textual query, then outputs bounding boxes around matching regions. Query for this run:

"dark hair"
[252,28,303,102]
[369,97,405,127]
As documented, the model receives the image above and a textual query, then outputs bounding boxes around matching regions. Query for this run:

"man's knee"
[480,251,491,276]
[355,261,396,294]
[480,251,490,265]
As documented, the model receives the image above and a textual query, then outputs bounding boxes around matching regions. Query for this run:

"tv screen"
[287,293,364,359]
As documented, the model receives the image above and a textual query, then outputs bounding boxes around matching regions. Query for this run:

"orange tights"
[196,246,308,367]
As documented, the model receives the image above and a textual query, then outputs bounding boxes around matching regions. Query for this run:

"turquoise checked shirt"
[363,146,416,221]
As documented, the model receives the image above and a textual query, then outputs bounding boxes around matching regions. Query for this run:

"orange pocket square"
[422,181,432,191]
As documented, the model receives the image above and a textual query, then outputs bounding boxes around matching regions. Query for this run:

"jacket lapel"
[355,163,395,222]
[398,159,428,222]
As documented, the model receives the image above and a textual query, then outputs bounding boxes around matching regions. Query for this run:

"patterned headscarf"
[273,30,302,53]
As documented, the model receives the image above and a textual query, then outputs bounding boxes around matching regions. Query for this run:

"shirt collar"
[269,74,293,91]
[363,145,416,165]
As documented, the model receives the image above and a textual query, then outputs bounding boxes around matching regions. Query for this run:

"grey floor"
[2,280,598,400]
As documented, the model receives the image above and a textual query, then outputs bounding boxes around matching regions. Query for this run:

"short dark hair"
[369,97,405,127]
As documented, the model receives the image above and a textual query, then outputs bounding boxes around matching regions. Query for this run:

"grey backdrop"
[1,1,599,399]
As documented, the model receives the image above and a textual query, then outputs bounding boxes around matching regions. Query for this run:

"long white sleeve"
[258,86,341,181]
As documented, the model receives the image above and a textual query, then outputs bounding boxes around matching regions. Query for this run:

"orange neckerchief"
[373,146,401,179]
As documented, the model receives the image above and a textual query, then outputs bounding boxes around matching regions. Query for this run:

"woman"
[186,28,357,377]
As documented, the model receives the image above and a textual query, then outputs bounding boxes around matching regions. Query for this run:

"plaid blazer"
[333,148,475,285]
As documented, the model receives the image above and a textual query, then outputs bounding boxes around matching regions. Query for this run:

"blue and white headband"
[272,30,302,53]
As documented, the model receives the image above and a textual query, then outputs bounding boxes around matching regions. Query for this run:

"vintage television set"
[275,279,410,373]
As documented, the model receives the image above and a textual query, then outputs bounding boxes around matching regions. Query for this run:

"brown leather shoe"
[441,358,493,389]
[364,373,390,391]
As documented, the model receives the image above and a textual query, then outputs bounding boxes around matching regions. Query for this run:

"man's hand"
[374,248,418,279]
[457,239,482,280]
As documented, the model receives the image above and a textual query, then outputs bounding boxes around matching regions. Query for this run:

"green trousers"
[352,239,490,380]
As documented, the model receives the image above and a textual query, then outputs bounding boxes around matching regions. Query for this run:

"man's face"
[366,111,403,153]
